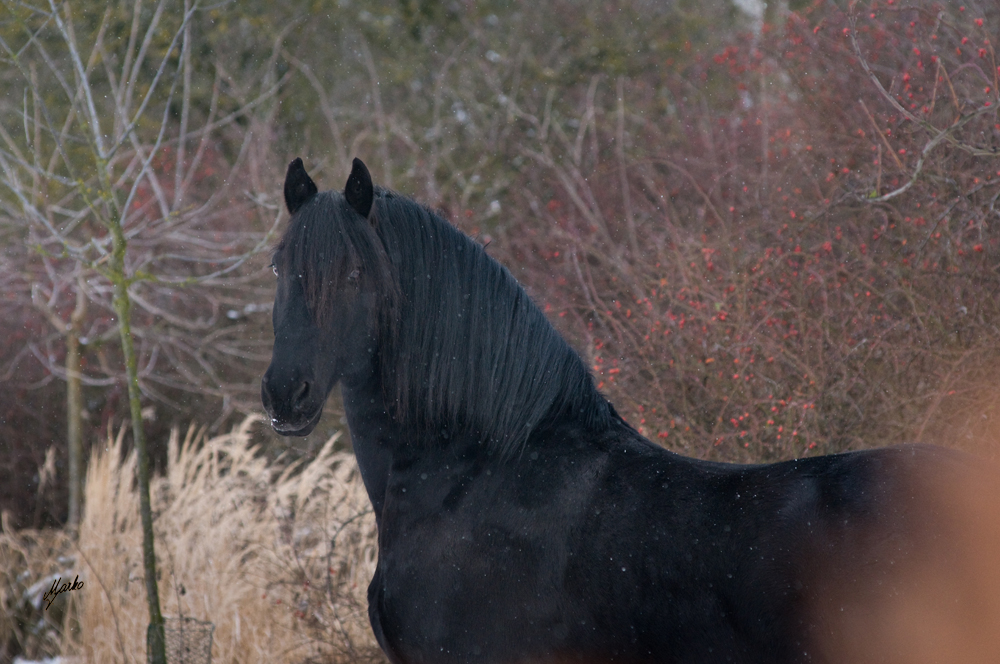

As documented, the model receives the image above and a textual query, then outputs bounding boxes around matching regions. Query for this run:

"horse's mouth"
[270,406,323,437]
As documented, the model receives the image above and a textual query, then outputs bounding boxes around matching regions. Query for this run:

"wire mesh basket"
[150,616,214,664]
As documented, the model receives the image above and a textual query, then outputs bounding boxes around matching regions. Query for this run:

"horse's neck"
[340,372,401,524]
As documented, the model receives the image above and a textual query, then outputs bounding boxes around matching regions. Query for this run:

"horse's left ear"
[345,157,374,219]
[284,157,318,214]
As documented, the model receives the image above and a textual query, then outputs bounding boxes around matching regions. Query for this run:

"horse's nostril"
[293,381,310,407]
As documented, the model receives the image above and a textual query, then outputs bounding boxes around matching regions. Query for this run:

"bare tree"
[0,0,288,659]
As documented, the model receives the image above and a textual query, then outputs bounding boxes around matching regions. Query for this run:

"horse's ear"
[345,157,374,219]
[284,158,318,214]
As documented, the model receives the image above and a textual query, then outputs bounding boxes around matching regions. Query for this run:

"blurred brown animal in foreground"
[809,448,1000,664]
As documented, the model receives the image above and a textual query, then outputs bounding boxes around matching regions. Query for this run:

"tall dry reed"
[68,415,383,664]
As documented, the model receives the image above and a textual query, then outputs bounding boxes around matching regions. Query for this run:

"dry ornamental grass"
[64,415,382,664]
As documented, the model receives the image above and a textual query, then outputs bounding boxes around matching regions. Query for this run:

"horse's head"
[261,158,394,436]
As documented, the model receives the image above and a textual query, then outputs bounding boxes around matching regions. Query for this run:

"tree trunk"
[110,226,165,664]
[66,279,87,532]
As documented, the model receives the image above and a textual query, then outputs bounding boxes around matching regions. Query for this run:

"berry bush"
[495,0,1000,461]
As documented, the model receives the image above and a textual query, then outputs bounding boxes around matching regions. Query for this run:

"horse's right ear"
[284,158,318,214]
[345,158,374,219]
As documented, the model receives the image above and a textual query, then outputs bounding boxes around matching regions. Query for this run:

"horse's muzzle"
[260,370,323,436]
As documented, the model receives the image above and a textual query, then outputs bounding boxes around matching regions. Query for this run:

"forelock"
[277,191,396,328]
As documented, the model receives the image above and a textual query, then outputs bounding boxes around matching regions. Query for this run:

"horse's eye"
[270,264,278,277]
[348,268,360,281]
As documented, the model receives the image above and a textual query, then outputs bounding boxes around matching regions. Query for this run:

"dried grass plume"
[69,415,383,664]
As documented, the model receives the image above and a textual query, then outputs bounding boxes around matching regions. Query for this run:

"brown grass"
[0,519,76,661]
[63,415,383,664]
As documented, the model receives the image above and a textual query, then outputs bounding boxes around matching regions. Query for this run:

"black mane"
[277,187,613,456]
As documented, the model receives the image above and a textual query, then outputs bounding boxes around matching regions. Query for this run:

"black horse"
[262,158,1000,664]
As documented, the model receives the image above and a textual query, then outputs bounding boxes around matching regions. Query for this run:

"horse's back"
[590,439,1000,663]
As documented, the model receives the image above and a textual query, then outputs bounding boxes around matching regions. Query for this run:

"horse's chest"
[377,457,576,585]
[370,452,605,661]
